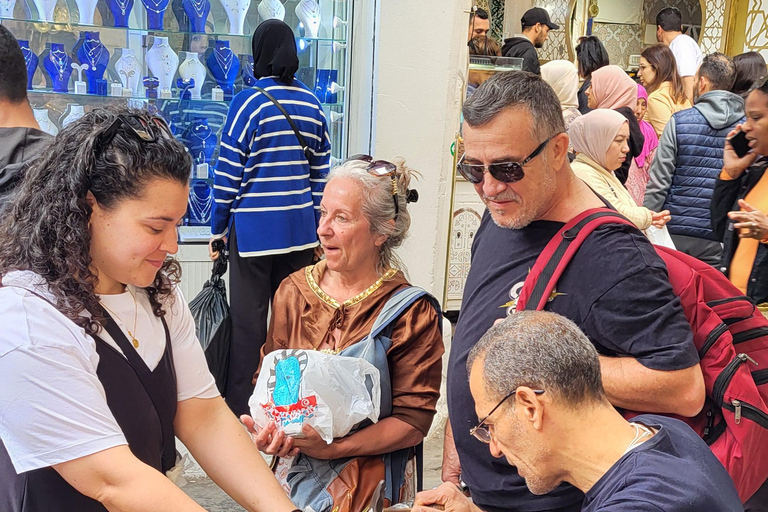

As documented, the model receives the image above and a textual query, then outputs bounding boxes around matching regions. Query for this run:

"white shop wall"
[351,0,469,300]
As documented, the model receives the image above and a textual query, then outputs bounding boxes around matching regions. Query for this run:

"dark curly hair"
[0,107,192,336]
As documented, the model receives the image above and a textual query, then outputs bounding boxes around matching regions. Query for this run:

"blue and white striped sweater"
[212,77,331,257]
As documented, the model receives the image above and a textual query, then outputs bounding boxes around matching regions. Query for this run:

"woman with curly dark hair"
[0,108,299,512]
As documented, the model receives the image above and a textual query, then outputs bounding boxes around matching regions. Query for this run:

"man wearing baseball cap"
[501,7,559,75]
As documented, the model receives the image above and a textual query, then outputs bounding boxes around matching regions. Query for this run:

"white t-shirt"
[669,34,703,78]
[0,271,218,474]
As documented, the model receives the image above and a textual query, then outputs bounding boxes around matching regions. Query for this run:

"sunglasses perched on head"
[346,154,400,220]
[93,113,173,158]
[457,136,552,184]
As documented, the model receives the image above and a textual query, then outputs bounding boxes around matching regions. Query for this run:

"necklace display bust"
[75,0,99,24]
[76,31,110,95]
[146,36,179,95]
[115,48,141,95]
[187,116,216,165]
[142,0,170,29]
[61,104,85,127]
[31,0,55,22]
[42,43,73,93]
[257,0,283,20]
[178,51,206,99]
[219,0,251,35]
[206,39,239,99]
[108,0,134,27]
[34,108,58,136]
[182,0,210,32]
[18,39,38,90]
[0,0,16,17]
[296,0,320,38]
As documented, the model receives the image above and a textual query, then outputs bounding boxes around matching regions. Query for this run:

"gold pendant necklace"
[101,286,140,348]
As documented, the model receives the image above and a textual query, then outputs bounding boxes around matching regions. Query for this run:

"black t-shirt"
[584,415,742,511]
[447,212,698,512]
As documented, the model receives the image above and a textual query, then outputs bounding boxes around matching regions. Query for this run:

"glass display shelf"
[468,55,524,72]
[27,88,344,108]
[1,16,347,42]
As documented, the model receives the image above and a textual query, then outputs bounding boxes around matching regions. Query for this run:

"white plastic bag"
[645,225,676,250]
[249,349,381,444]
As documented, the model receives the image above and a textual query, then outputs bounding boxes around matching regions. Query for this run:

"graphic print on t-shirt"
[499,278,566,315]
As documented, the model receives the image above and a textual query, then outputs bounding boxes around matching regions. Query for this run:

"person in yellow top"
[569,109,671,231]
[712,78,768,308]
[638,44,692,137]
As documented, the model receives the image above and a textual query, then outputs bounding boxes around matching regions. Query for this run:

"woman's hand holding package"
[651,210,671,228]
[292,424,339,460]
[241,415,299,458]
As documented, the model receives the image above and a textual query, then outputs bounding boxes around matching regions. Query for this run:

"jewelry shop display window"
[2,0,352,243]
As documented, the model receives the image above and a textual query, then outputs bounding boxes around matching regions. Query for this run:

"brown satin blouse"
[257,260,444,436]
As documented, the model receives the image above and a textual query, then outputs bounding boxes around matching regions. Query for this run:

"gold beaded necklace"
[100,287,140,349]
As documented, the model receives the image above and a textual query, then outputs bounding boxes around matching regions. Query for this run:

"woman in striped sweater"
[210,19,332,415]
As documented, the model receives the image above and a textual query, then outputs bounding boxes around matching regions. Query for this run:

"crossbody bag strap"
[254,86,313,160]
[98,313,177,472]
[367,286,442,340]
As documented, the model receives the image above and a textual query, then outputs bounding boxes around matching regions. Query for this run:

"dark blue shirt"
[584,415,742,511]
[447,212,699,512]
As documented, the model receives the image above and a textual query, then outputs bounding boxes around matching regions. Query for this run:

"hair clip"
[406,189,419,204]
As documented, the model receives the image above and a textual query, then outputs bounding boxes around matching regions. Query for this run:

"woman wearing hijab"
[541,60,582,142]
[570,109,670,231]
[210,20,332,416]
[628,84,660,204]
[584,64,644,186]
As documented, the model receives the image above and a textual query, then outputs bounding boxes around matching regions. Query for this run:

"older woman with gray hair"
[249,156,444,512]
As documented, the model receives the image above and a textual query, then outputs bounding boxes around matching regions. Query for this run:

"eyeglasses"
[457,136,552,184]
[469,388,545,444]
[346,154,400,220]
[94,113,173,159]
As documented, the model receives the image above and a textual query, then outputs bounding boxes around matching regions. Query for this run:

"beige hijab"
[541,60,579,110]
[568,109,628,170]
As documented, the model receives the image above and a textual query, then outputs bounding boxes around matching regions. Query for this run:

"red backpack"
[515,208,768,502]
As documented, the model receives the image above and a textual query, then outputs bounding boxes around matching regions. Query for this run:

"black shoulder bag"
[254,86,313,160]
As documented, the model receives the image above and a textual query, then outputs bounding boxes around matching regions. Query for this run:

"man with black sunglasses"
[443,71,705,512]
[415,312,741,512]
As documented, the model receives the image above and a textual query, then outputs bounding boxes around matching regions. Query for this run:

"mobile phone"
[728,130,751,158]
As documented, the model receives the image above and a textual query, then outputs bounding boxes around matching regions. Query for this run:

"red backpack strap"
[516,208,634,311]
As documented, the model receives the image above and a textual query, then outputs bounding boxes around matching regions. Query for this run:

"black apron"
[0,312,178,512]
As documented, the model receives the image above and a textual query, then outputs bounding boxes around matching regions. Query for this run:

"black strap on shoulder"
[99,313,177,472]
[254,86,313,160]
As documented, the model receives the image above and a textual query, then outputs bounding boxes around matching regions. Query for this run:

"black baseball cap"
[521,7,560,30]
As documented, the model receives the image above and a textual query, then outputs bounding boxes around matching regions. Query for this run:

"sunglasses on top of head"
[93,113,173,159]
[457,136,553,185]
[345,154,400,220]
